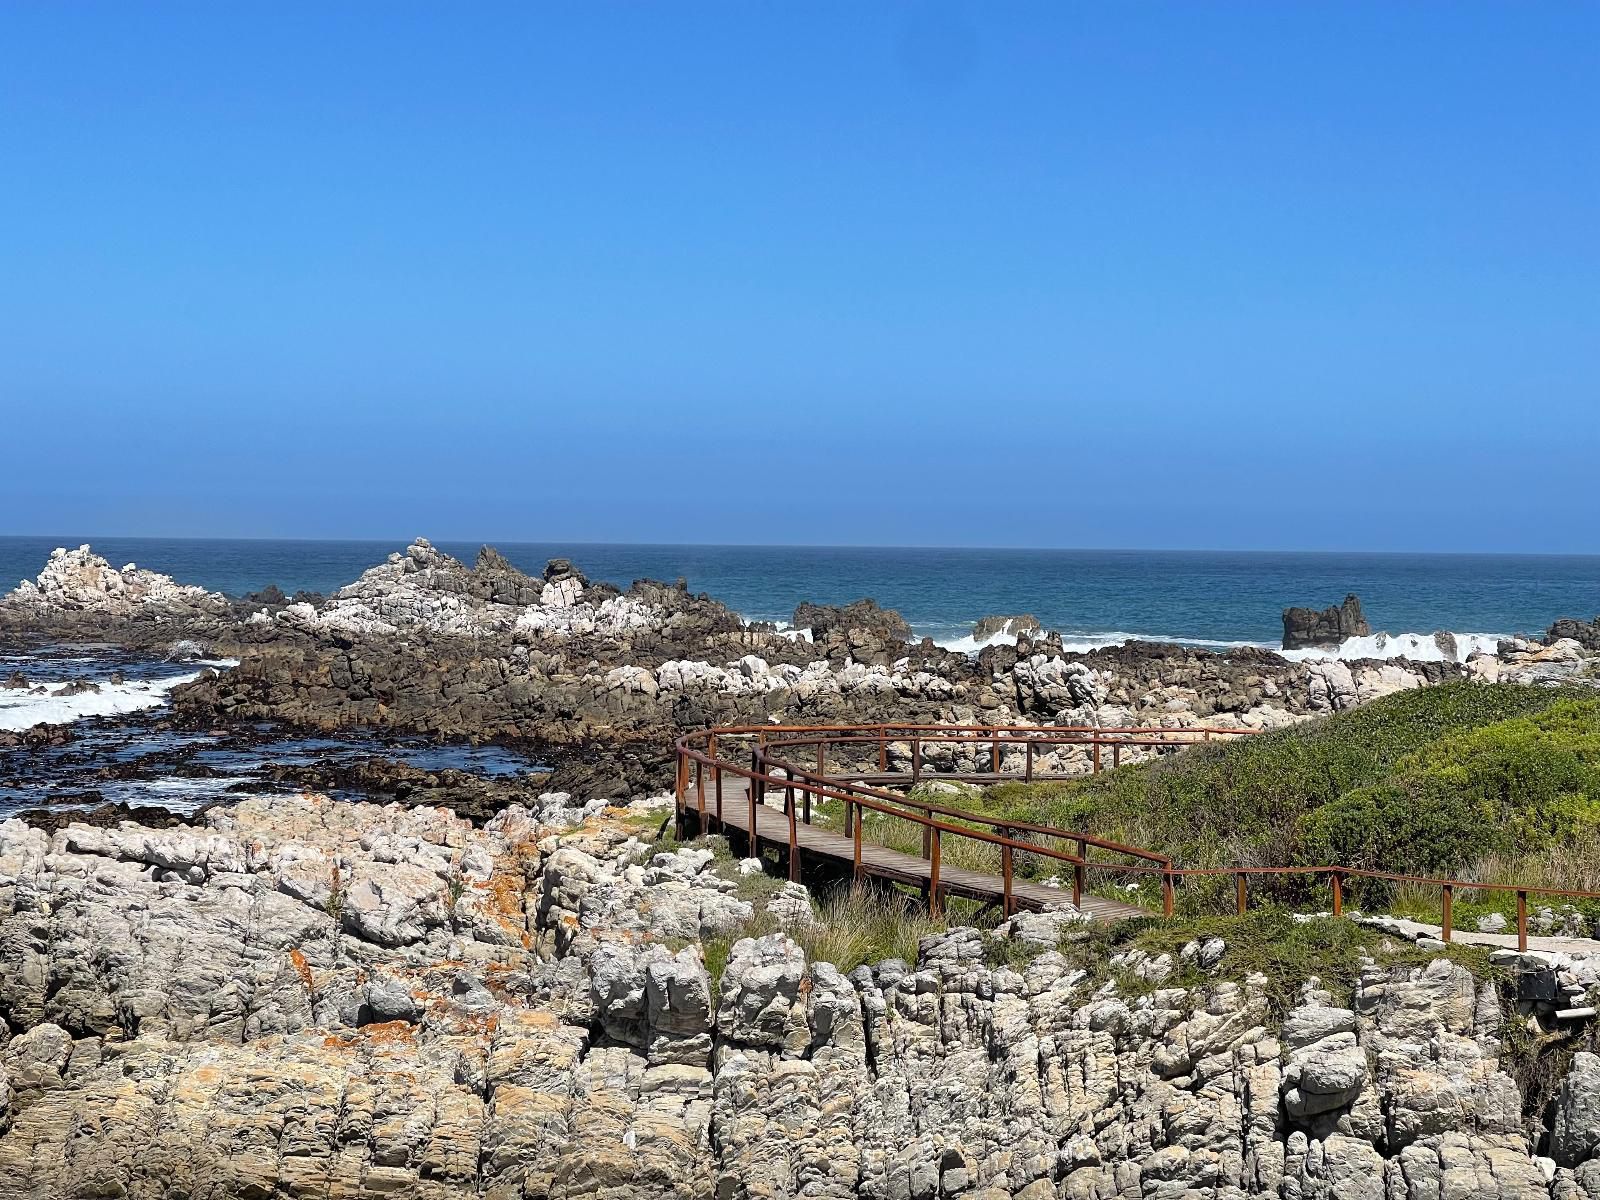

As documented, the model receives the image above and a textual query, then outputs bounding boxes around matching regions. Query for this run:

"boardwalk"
[679,722,1600,951]
[695,777,1150,923]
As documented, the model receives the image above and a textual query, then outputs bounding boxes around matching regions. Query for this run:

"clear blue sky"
[2,3,1596,551]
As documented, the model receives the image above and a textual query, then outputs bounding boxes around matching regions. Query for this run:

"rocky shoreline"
[4,541,1600,1196]
[6,539,1596,803]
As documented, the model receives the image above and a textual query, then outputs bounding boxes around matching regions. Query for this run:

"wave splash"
[1276,632,1503,664]
[0,662,234,732]
[932,626,1505,663]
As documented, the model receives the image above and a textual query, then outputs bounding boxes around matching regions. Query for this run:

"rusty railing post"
[1235,872,1247,916]
[1162,868,1175,917]
[929,827,942,917]
[912,738,921,783]
[1517,890,1528,952]
[1092,739,1101,774]
[1073,838,1086,908]
[878,731,887,773]
[1025,740,1034,782]
[992,732,1001,775]
[695,759,706,835]
[787,786,800,882]
[748,751,761,856]
[714,763,723,827]
[1331,871,1343,917]
[853,805,863,880]
[1441,884,1453,942]
[1002,842,1014,916]
[1112,742,1121,770]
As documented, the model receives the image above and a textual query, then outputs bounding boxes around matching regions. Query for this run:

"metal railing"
[672,723,1244,917]
[671,722,1600,950]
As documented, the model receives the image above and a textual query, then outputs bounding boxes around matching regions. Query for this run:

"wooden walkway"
[703,778,1150,923]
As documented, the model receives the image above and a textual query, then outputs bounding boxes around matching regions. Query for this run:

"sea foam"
[0,663,232,732]
[1276,632,1503,664]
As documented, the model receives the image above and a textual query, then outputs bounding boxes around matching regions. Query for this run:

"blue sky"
[2,3,1596,551]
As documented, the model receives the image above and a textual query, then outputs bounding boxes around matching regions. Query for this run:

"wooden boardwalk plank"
[686,779,1149,923]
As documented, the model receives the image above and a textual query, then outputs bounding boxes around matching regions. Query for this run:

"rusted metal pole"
[1235,872,1247,915]
[878,733,887,773]
[695,760,706,835]
[853,809,862,880]
[1025,741,1034,783]
[929,828,942,917]
[1331,872,1343,917]
[1517,890,1528,952]
[714,763,723,827]
[787,788,800,882]
[1092,741,1101,774]
[748,752,760,857]
[1002,843,1014,916]
[1162,869,1175,917]
[1112,743,1121,770]
[992,733,1001,774]
[1441,884,1453,942]
[912,738,921,783]
[1074,837,1086,908]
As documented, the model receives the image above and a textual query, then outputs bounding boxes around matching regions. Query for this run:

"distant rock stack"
[1282,594,1371,650]
[793,598,911,666]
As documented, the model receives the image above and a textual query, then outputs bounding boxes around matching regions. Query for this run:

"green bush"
[1298,697,1600,876]
[983,682,1586,872]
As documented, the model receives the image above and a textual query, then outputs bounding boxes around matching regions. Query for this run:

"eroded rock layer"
[1,797,1599,1198]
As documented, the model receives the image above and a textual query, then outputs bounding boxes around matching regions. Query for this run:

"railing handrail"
[673,736,1090,864]
[758,744,1171,866]
[672,722,1592,950]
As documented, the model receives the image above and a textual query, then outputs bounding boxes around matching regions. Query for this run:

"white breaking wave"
[1277,632,1504,664]
[934,624,1505,664]
[0,662,234,732]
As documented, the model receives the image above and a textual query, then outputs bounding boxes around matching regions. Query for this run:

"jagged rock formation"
[1282,594,1372,650]
[13,540,1597,797]
[1550,618,1600,653]
[4,545,228,623]
[2,797,1599,1198]
[973,613,1042,642]
[793,597,913,665]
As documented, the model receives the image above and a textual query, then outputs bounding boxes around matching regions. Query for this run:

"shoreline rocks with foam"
[4,540,1598,797]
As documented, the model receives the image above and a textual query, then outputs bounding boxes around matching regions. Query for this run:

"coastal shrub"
[978,683,1593,875]
[1297,697,1600,878]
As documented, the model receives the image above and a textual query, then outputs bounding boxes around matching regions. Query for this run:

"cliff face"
[2,796,1599,1199]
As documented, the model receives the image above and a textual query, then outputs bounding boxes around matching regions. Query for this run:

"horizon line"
[3,531,1599,561]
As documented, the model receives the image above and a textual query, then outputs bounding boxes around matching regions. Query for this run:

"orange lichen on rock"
[288,948,315,993]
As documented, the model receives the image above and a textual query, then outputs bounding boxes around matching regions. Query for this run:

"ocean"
[4,535,1597,653]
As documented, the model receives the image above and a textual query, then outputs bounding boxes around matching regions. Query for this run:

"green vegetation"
[674,835,945,983]
[1298,697,1600,877]
[816,683,1600,920]
[659,683,1600,983]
